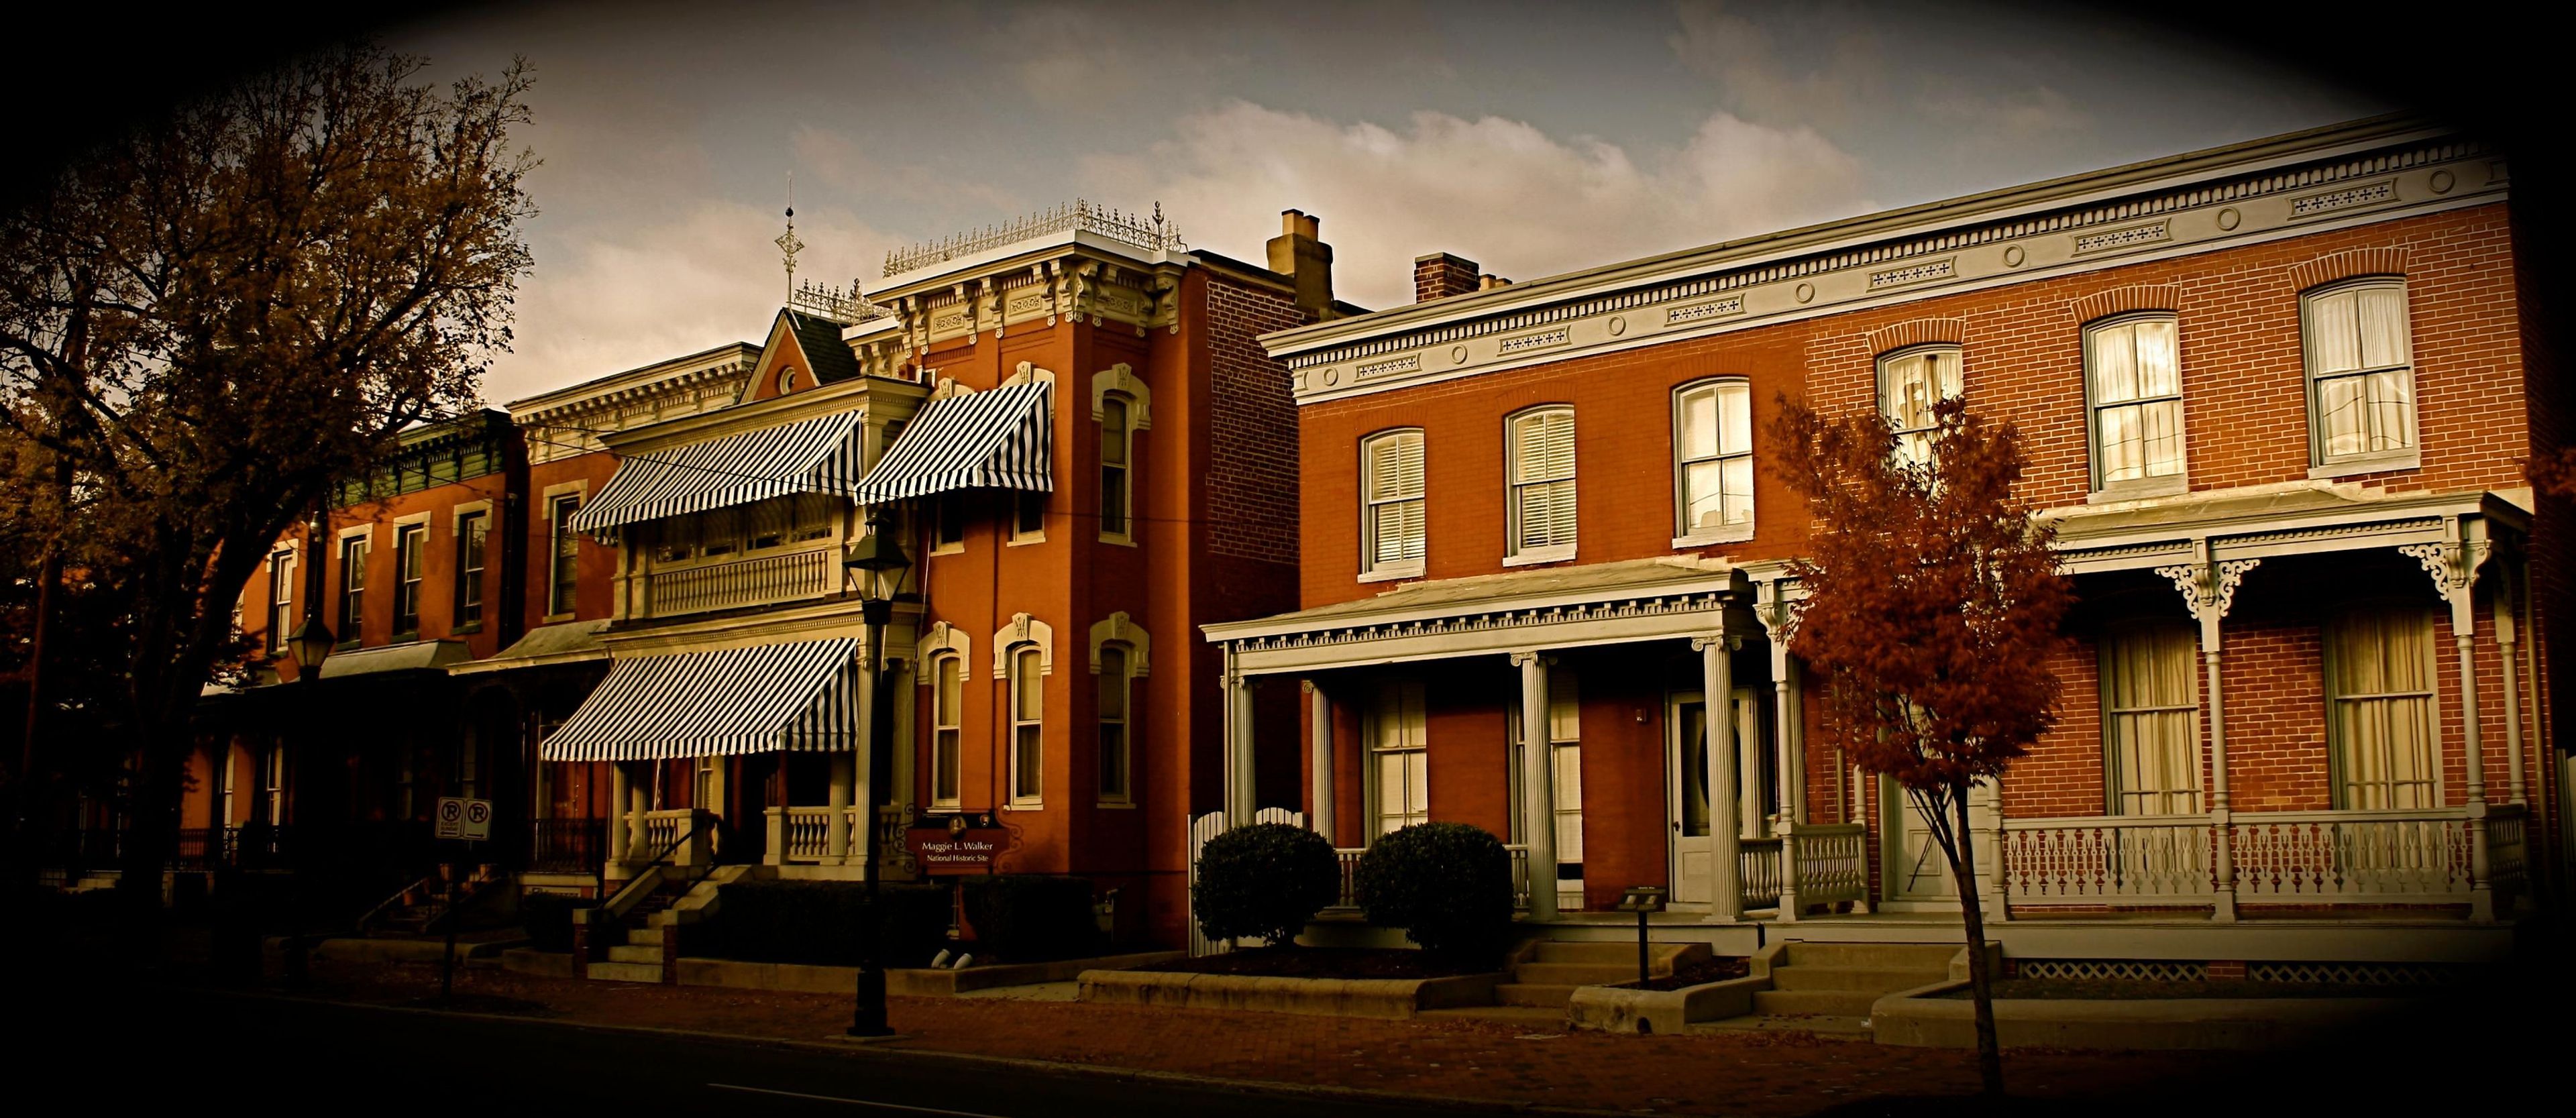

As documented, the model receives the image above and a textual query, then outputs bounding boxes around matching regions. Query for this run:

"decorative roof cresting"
[883,200,1185,277]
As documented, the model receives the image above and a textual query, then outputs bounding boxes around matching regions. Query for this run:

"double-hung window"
[1878,347,1962,463]
[339,535,368,640]
[1009,646,1044,805]
[2101,624,2200,815]
[548,494,582,616]
[932,493,966,554]
[1099,394,1134,542]
[1360,429,1425,578]
[1673,380,1754,541]
[2326,607,2438,809]
[1369,681,1429,836]
[2086,315,2186,494]
[1010,492,1046,543]
[266,550,297,654]
[392,524,426,637]
[1097,644,1132,803]
[1505,408,1576,563]
[930,655,963,809]
[454,512,487,627]
[2304,279,2418,470]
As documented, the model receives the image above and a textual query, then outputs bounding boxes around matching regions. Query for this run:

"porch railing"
[1506,844,1532,911]
[2000,807,2523,907]
[768,805,914,871]
[644,547,836,618]
[1740,837,1784,910]
[529,818,606,875]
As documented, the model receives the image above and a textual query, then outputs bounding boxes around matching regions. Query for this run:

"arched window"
[776,367,800,395]
[2302,278,2417,469]
[2085,314,2186,494]
[1097,643,1132,803]
[1876,345,1962,464]
[1009,645,1045,805]
[1505,407,1576,563]
[1100,393,1134,543]
[929,653,964,808]
[1360,429,1426,578]
[1672,379,1753,541]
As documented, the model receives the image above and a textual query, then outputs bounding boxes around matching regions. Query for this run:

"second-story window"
[749,500,789,551]
[1097,643,1132,803]
[1009,645,1044,805]
[393,524,426,636]
[1099,394,1133,542]
[1360,429,1425,578]
[791,494,833,542]
[339,535,368,640]
[1012,492,1046,543]
[2304,278,2417,468]
[1878,346,1963,463]
[548,494,581,617]
[1673,380,1753,540]
[2086,315,2186,492]
[266,550,296,654]
[454,512,487,627]
[930,654,963,809]
[700,507,741,559]
[1505,407,1576,563]
[932,492,966,553]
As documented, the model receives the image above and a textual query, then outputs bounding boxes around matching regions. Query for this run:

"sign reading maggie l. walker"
[906,827,1009,874]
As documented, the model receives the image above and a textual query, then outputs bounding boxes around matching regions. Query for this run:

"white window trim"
[1007,490,1047,546]
[1670,378,1757,548]
[1086,612,1152,677]
[2323,606,2445,812]
[1503,406,1578,567]
[2082,313,2190,500]
[266,548,299,655]
[1364,680,1430,838]
[541,481,588,622]
[926,651,965,811]
[1876,344,1964,461]
[2301,277,2420,473]
[928,492,967,557]
[1006,642,1046,809]
[2098,621,2203,816]
[390,514,431,640]
[1359,429,1426,581]
[334,524,373,646]
[1094,640,1135,807]
[1096,390,1138,547]
[989,612,1055,678]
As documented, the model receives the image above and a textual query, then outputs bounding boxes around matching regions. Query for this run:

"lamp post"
[845,512,910,1038]
[280,608,332,987]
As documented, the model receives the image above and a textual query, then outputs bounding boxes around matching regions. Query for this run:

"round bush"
[1191,822,1340,947]
[1354,822,1512,966]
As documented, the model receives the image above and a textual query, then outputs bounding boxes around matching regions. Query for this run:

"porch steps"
[1744,941,1951,1021]
[1488,942,1709,1014]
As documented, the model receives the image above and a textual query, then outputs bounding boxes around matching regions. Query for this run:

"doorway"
[1665,688,1770,909]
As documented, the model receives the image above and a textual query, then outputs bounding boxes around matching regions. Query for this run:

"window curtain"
[2328,608,2437,809]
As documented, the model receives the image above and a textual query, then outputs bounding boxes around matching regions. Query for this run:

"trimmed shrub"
[519,893,597,954]
[960,875,1099,963]
[702,880,951,968]
[1354,822,1513,967]
[1191,822,1339,947]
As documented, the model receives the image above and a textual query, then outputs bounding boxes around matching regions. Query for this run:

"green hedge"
[519,893,597,954]
[1191,822,1338,947]
[701,880,951,968]
[1354,822,1513,967]
[961,875,1098,963]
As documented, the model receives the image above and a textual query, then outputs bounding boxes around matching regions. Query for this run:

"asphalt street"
[23,983,1483,1116]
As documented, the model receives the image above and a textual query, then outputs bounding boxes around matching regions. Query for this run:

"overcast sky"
[391,0,2381,405]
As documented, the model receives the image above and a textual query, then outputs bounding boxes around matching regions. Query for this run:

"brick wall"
[1205,274,1304,565]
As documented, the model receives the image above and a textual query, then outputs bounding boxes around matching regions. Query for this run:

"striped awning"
[568,412,865,534]
[852,382,1053,504]
[540,638,862,761]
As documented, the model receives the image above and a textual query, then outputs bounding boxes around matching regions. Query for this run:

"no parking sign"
[435,797,493,842]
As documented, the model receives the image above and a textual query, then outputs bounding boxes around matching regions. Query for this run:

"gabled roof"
[783,309,863,385]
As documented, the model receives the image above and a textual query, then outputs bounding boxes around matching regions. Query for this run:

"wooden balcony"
[640,546,837,619]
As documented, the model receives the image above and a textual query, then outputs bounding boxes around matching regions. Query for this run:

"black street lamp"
[279,606,331,985]
[845,512,910,1038]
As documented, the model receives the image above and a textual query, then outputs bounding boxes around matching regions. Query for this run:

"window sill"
[930,799,963,814]
[2086,477,2190,505]
[1007,798,1044,812]
[1095,800,1136,809]
[1096,534,1137,548]
[1672,525,1754,549]
[1358,563,1425,585]
[928,544,965,558]
[2309,451,2421,480]
[541,612,576,624]
[1502,546,1576,569]
[451,622,484,636]
[1006,534,1046,547]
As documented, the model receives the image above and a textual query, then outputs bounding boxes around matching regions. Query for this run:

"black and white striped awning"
[568,412,865,535]
[852,383,1053,504]
[540,638,862,761]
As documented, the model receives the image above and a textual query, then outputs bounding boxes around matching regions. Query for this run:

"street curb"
[198,986,1635,1116]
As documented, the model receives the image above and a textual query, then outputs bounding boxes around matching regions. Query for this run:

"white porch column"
[2405,528,2493,921]
[1696,632,1740,923]
[2494,563,2527,807]
[826,753,853,865]
[1224,650,1256,827]
[1763,594,1803,921]
[1511,652,1558,921]
[2158,545,2255,923]
[1307,681,1335,844]
[606,761,632,864]
[626,763,649,860]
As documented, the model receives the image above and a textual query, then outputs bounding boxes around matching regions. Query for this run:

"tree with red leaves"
[1766,396,2072,1096]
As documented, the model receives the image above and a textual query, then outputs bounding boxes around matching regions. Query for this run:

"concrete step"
[1419,1006,1568,1027]
[586,960,663,984]
[1511,961,1652,987]
[1752,989,1885,1017]
[625,926,665,945]
[1769,965,1949,993]
[1782,942,1960,970]
[1493,983,1580,1008]
[605,944,663,965]
[1529,941,1706,967]
[1690,1014,1874,1038]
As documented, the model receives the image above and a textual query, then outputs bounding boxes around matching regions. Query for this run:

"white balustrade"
[645,547,835,618]
[1739,837,1784,911]
[1331,848,1364,910]
[1505,844,1532,911]
[1788,823,1870,907]
[2233,809,2473,901]
[1998,809,2489,907]
[2002,815,2215,905]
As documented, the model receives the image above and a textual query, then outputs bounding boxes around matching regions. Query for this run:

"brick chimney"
[1414,252,1481,302]
[1265,209,1335,321]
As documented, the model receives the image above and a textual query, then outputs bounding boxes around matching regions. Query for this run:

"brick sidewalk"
[272,960,2267,1115]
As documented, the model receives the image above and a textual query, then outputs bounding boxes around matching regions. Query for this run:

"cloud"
[1082,100,1873,310]
[1667,1,2087,144]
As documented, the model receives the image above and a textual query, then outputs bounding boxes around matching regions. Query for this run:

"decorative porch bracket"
[2400,517,2498,921]
[2153,543,2259,922]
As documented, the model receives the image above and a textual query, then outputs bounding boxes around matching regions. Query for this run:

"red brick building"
[1210,115,2559,973]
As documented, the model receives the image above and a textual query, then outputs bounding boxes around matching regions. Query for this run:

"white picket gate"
[1186,807,1305,956]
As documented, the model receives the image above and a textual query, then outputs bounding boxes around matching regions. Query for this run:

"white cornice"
[508,343,761,423]
[1274,116,2499,405]
[599,374,928,455]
